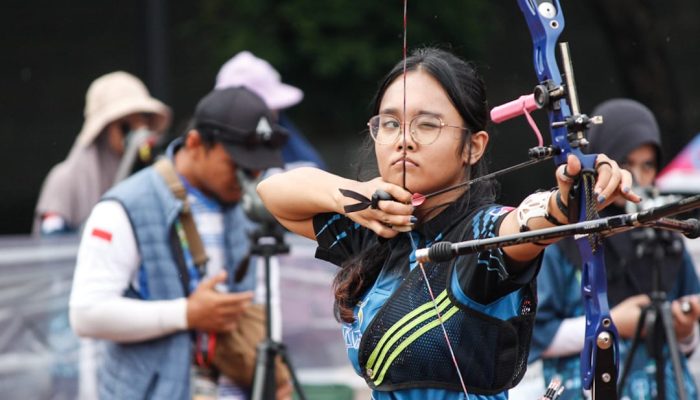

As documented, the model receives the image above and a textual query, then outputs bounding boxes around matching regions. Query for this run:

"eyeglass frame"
[366,113,470,145]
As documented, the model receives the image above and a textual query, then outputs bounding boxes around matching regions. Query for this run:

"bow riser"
[578,236,618,391]
[516,0,620,395]
[518,0,573,166]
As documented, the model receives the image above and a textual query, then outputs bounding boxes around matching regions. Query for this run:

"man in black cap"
[69,87,291,400]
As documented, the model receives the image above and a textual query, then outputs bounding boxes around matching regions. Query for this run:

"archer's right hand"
[186,271,253,332]
[339,178,414,238]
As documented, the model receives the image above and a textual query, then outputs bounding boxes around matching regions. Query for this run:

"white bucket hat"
[75,71,172,147]
[215,51,303,110]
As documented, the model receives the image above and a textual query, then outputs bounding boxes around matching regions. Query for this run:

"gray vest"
[97,166,255,400]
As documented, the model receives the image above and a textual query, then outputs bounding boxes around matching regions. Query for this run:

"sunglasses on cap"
[197,121,288,148]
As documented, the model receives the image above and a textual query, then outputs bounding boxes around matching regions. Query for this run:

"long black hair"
[334,47,496,323]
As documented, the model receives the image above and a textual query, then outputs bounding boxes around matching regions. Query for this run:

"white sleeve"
[541,315,586,358]
[69,200,188,343]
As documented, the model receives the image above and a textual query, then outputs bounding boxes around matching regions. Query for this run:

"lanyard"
[174,219,205,293]
[174,218,218,369]
[195,331,217,368]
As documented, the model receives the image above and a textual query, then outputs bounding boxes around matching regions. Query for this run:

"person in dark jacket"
[530,98,700,399]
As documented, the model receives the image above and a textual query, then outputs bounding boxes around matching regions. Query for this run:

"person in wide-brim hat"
[33,71,172,235]
[75,71,171,148]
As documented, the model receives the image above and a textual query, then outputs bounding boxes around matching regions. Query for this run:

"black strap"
[554,190,569,217]
[169,227,192,295]
[544,213,564,226]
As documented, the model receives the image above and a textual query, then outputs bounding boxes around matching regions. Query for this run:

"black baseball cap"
[193,87,289,170]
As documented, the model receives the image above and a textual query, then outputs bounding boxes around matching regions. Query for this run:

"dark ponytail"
[333,243,389,322]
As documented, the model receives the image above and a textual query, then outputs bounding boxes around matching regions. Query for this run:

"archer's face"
[375,70,471,196]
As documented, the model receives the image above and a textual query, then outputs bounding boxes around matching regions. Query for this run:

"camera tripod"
[250,222,306,400]
[617,227,687,400]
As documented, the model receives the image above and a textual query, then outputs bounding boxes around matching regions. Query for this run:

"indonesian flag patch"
[91,228,112,243]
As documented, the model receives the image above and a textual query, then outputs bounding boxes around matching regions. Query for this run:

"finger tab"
[371,190,394,209]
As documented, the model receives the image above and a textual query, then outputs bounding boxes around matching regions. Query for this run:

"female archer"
[258,47,638,399]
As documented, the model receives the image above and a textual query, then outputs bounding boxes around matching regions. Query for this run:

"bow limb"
[515,1,619,398]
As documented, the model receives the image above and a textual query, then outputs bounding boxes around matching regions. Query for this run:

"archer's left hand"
[554,154,641,218]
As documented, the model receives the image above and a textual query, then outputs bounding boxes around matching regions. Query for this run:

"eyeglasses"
[367,114,469,145]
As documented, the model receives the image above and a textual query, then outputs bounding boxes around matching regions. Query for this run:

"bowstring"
[401,1,469,397]
[408,236,470,397]
[402,0,408,190]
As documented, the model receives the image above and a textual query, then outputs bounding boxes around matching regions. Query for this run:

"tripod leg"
[658,301,688,400]
[618,307,649,395]
[251,341,277,400]
[277,343,307,400]
[652,309,667,400]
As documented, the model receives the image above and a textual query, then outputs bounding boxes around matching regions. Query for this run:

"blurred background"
[3,0,700,234]
[2,1,700,399]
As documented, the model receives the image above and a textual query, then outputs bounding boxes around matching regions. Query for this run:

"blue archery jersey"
[313,201,542,399]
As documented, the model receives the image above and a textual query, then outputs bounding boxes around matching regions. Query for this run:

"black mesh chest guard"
[357,257,536,395]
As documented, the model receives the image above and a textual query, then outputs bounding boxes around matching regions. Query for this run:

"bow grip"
[565,152,598,222]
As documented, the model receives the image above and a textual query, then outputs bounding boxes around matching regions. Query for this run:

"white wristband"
[517,190,556,231]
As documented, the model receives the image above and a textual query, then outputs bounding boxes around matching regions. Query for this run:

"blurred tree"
[4,1,699,234]
[171,0,491,174]
[587,0,686,162]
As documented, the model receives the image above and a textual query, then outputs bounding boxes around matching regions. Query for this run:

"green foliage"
[174,0,493,172]
[180,0,490,75]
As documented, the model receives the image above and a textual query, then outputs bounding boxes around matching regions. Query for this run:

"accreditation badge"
[191,364,218,400]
